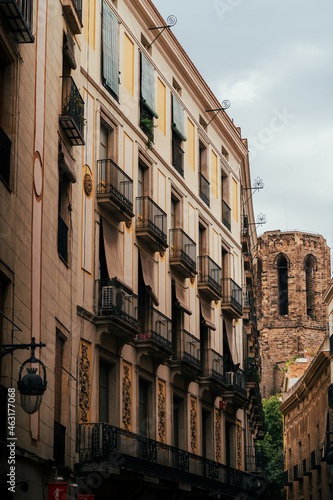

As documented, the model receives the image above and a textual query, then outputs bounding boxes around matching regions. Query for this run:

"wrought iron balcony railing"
[59,76,85,145]
[170,228,196,274]
[225,369,247,398]
[0,126,12,186]
[222,278,243,315]
[198,256,222,296]
[245,446,264,474]
[173,330,201,369]
[97,159,134,220]
[78,423,254,491]
[137,307,172,352]
[201,349,227,384]
[0,0,34,43]
[222,200,231,231]
[58,214,68,263]
[95,279,138,329]
[172,139,184,176]
[136,196,167,249]
[199,172,210,207]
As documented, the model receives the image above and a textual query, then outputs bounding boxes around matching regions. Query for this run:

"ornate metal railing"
[222,278,242,314]
[222,200,231,230]
[60,76,85,145]
[95,279,138,329]
[78,423,254,491]
[173,330,201,369]
[198,256,222,294]
[199,172,210,207]
[170,228,196,271]
[0,0,34,43]
[97,159,133,212]
[0,126,11,186]
[225,369,247,397]
[245,446,264,473]
[137,307,172,351]
[172,139,184,176]
[136,196,167,245]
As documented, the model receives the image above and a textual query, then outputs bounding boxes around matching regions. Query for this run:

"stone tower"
[256,230,331,397]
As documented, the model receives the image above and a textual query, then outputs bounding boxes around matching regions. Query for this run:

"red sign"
[48,483,67,500]
[77,496,95,500]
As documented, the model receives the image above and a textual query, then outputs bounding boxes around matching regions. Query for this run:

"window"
[305,255,316,318]
[202,408,212,458]
[101,1,119,100]
[54,333,66,466]
[277,255,288,315]
[139,378,152,437]
[173,395,185,448]
[171,95,186,176]
[221,170,231,230]
[199,140,209,206]
[99,360,110,422]
[140,53,158,143]
[0,38,15,189]
[58,169,71,264]
[98,119,116,191]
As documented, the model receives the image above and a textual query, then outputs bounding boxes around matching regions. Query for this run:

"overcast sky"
[153,0,333,269]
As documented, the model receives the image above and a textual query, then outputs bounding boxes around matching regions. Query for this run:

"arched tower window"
[305,255,316,318]
[277,256,288,316]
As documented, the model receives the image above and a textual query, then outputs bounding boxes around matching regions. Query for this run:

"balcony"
[169,228,196,278]
[78,423,256,496]
[0,126,12,186]
[171,330,201,379]
[94,279,138,339]
[198,256,222,301]
[224,369,248,410]
[172,139,184,176]
[245,446,264,474]
[137,307,172,359]
[136,197,168,252]
[222,201,231,231]
[59,76,85,146]
[241,214,250,253]
[0,0,34,43]
[62,0,83,35]
[97,159,134,222]
[199,172,210,207]
[221,278,242,318]
[200,349,228,396]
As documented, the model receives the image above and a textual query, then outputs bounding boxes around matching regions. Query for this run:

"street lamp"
[0,330,47,414]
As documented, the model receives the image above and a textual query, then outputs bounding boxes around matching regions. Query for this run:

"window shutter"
[172,94,187,142]
[140,53,158,118]
[102,2,119,98]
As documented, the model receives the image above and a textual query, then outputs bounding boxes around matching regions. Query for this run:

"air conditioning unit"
[225,372,235,385]
[102,286,113,309]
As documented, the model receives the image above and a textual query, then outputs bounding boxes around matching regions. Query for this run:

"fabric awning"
[140,250,159,306]
[171,94,187,142]
[141,53,158,118]
[102,218,123,282]
[200,299,216,331]
[223,319,235,366]
[58,141,77,183]
[175,281,192,315]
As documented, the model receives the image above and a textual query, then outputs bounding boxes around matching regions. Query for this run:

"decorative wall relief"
[122,361,132,431]
[79,340,91,423]
[190,396,197,454]
[158,380,166,444]
[236,419,243,470]
[215,409,222,463]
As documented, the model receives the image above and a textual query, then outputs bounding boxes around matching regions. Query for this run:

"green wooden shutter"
[171,94,187,142]
[102,2,119,99]
[140,53,158,118]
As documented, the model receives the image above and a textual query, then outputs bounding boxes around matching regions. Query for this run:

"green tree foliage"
[257,395,285,500]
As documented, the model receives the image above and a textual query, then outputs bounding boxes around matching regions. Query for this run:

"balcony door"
[139,378,152,437]
[173,395,185,449]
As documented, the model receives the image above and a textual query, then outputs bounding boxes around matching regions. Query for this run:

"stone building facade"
[256,230,331,398]
[0,0,264,499]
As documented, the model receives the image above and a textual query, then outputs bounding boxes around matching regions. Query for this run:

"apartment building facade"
[0,0,264,498]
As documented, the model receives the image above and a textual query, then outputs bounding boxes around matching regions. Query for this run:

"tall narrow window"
[171,95,186,176]
[139,378,151,437]
[140,53,158,143]
[278,256,288,316]
[58,169,70,265]
[54,334,66,466]
[99,360,110,422]
[305,255,316,318]
[0,41,14,188]
[199,140,209,206]
[102,1,119,100]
